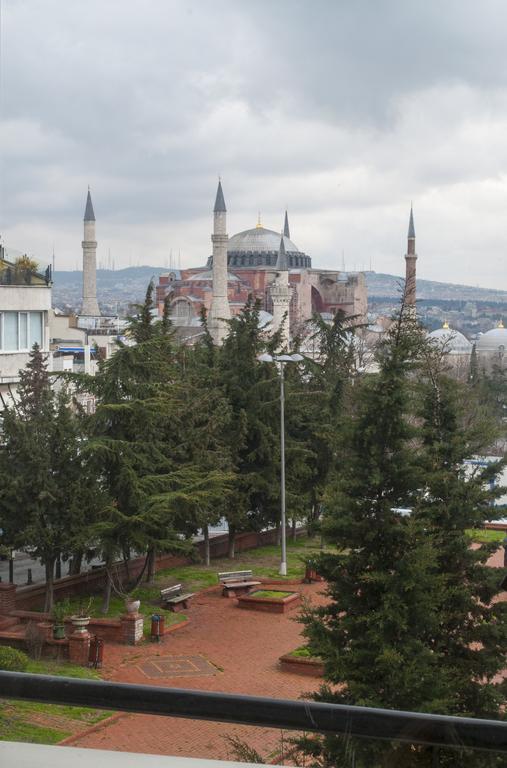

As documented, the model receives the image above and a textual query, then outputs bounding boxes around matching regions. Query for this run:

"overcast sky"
[1,0,506,289]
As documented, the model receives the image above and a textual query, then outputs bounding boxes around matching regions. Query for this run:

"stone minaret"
[404,206,417,314]
[283,209,290,239]
[81,189,100,316]
[271,235,291,350]
[208,180,231,344]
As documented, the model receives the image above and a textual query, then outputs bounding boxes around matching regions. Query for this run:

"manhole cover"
[139,654,218,678]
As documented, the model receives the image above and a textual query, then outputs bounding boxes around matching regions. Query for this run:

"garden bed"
[237,589,301,614]
[279,647,324,677]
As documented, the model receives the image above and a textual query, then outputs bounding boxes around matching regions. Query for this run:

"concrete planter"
[237,589,301,614]
[279,652,324,677]
[70,615,90,634]
[126,599,141,614]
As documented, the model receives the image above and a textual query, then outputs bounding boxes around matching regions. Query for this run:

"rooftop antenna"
[341,250,346,271]
[52,244,55,275]
[178,249,181,270]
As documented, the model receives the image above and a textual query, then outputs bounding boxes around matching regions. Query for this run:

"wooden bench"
[218,570,261,598]
[160,584,194,612]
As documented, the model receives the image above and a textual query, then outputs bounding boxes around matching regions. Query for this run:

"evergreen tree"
[217,297,279,556]
[415,362,507,724]
[301,312,507,767]
[0,346,97,610]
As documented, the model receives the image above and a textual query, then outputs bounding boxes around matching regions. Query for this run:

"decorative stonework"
[139,654,217,679]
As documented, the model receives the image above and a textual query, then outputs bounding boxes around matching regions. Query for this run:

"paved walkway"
[66,582,326,762]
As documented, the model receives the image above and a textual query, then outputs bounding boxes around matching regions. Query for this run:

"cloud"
[1,0,506,289]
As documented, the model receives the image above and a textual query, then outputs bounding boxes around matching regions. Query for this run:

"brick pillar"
[120,613,144,645]
[0,583,17,614]
[68,631,90,665]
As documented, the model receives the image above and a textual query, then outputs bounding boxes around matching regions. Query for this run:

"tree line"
[0,285,506,766]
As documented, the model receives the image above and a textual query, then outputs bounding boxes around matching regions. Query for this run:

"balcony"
[0,672,506,766]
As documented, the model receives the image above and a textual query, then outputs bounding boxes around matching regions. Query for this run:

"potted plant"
[71,597,93,634]
[52,600,69,640]
[304,557,324,583]
[14,254,39,284]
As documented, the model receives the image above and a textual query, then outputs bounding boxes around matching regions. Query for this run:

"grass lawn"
[249,590,294,599]
[467,528,506,544]
[0,659,108,745]
[155,535,329,593]
[61,594,186,638]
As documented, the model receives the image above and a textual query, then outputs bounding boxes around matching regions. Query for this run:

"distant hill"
[53,266,167,309]
[366,272,507,303]
[52,266,507,310]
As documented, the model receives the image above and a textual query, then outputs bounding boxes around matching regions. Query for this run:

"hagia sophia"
[154,182,367,345]
[71,183,506,372]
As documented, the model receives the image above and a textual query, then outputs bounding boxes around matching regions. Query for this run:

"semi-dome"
[475,322,507,353]
[428,323,472,354]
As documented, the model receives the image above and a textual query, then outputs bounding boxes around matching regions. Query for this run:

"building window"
[0,311,44,351]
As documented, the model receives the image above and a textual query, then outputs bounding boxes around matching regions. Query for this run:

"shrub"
[0,645,29,671]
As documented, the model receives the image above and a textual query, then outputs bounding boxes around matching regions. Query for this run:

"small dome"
[428,323,472,354]
[475,322,507,353]
[228,226,300,254]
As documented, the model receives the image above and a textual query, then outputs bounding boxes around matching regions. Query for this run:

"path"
[65,582,325,762]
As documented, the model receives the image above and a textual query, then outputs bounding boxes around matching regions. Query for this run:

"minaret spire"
[81,188,100,316]
[283,210,290,239]
[271,234,291,350]
[208,180,231,344]
[404,204,417,314]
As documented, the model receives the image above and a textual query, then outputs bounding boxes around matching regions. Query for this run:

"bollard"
[27,569,33,585]
[150,614,165,642]
[89,636,104,669]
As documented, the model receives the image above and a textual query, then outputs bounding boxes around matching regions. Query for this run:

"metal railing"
[1,671,506,757]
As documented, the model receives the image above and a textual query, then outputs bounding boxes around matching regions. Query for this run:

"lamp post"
[258,352,304,576]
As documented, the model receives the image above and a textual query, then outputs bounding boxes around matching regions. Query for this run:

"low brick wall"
[11,528,301,611]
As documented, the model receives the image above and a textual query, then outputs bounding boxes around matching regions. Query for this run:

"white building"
[0,246,52,399]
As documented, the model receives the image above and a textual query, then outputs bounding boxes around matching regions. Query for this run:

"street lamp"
[258,352,304,575]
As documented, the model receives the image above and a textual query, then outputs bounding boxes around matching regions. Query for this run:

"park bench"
[218,570,261,598]
[160,584,194,612]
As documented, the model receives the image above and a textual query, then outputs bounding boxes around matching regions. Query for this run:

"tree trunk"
[291,518,297,542]
[69,550,83,575]
[44,558,55,613]
[55,556,62,580]
[227,525,236,559]
[203,524,210,566]
[146,545,156,583]
[102,557,113,614]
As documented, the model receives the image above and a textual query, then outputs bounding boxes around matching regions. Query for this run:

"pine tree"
[301,312,507,767]
[0,346,97,610]
[415,360,507,725]
[217,296,279,556]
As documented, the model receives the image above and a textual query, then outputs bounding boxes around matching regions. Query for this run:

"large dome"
[428,324,472,354]
[476,323,507,353]
[207,224,312,269]
[228,227,300,254]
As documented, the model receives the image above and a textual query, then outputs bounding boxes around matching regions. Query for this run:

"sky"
[1,0,506,289]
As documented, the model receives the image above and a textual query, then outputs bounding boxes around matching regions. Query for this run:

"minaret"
[81,189,100,316]
[270,235,291,350]
[403,205,417,314]
[208,180,231,344]
[283,210,290,239]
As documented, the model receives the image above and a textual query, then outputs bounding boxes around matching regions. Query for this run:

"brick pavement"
[65,582,326,762]
[64,545,507,762]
